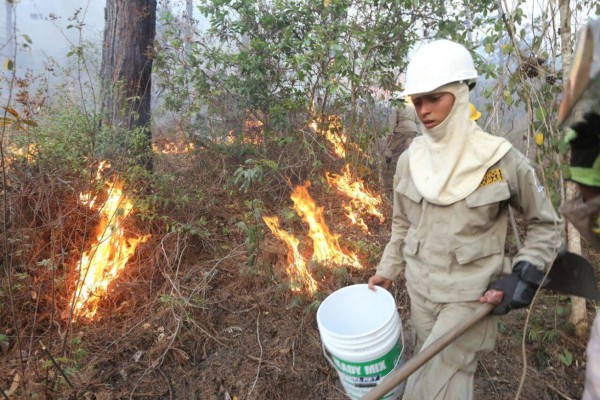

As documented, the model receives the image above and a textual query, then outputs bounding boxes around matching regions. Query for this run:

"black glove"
[488,262,547,315]
[568,112,600,172]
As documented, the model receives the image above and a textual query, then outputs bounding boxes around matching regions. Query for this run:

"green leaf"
[514,7,524,24]
[535,108,547,123]
[159,294,172,303]
[503,90,513,106]
[558,349,572,366]
[21,34,32,44]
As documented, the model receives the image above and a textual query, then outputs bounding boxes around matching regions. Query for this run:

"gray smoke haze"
[1,0,105,73]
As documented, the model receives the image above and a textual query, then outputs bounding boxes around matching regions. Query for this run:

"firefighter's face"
[411,92,455,129]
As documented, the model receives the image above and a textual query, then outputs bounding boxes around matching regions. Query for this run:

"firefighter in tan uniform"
[383,100,421,189]
[561,112,600,400]
[557,17,600,400]
[368,39,564,399]
[385,99,421,166]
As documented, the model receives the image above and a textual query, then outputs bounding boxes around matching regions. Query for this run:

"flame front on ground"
[223,129,263,145]
[262,216,318,294]
[310,115,346,158]
[4,143,38,167]
[326,164,385,231]
[291,182,362,269]
[72,163,150,320]
[343,205,369,232]
[152,139,195,154]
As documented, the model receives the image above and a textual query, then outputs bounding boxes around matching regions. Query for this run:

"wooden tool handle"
[361,302,495,400]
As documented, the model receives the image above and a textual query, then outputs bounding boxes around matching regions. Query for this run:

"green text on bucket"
[331,341,402,380]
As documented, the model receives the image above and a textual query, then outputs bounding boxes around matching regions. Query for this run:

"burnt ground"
[0,147,597,400]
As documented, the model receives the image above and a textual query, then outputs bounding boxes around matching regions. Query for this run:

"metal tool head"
[546,251,600,301]
[557,19,600,128]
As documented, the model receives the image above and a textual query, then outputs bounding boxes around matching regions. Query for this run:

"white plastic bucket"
[317,284,405,399]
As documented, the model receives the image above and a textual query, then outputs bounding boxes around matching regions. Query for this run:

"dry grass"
[0,129,594,400]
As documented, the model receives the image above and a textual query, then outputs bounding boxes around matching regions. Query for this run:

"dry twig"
[0,386,9,400]
[248,311,263,397]
[478,360,501,400]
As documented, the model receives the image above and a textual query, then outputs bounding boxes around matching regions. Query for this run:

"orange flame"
[71,162,150,320]
[152,139,195,154]
[263,182,364,294]
[4,143,37,166]
[222,129,263,145]
[262,216,318,294]
[310,115,346,158]
[224,129,236,143]
[291,182,362,269]
[244,113,263,135]
[343,204,369,232]
[221,112,264,145]
[326,164,385,231]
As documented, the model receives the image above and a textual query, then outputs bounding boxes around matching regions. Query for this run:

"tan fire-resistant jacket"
[389,105,421,136]
[376,147,564,303]
[385,106,422,160]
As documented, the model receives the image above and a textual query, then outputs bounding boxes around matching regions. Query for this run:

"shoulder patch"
[480,168,504,187]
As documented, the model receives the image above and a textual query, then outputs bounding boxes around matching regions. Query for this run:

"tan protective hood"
[408,83,512,205]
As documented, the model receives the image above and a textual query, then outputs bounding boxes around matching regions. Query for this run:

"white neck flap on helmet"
[407,82,512,205]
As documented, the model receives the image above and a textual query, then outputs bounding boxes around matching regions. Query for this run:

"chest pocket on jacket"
[395,177,422,225]
[464,181,510,227]
[455,235,502,265]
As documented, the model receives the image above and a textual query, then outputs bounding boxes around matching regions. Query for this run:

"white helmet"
[402,39,478,96]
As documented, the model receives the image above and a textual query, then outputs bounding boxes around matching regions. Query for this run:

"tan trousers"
[583,314,600,400]
[403,288,497,400]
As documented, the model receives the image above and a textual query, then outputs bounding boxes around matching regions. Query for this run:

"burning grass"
[70,162,151,320]
[0,129,386,398]
[0,122,593,399]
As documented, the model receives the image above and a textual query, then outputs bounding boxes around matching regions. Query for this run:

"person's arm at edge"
[509,150,564,271]
[480,149,564,307]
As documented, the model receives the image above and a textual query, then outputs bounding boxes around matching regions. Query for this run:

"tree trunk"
[101,0,157,171]
[5,1,14,59]
[559,0,588,337]
[185,0,194,52]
